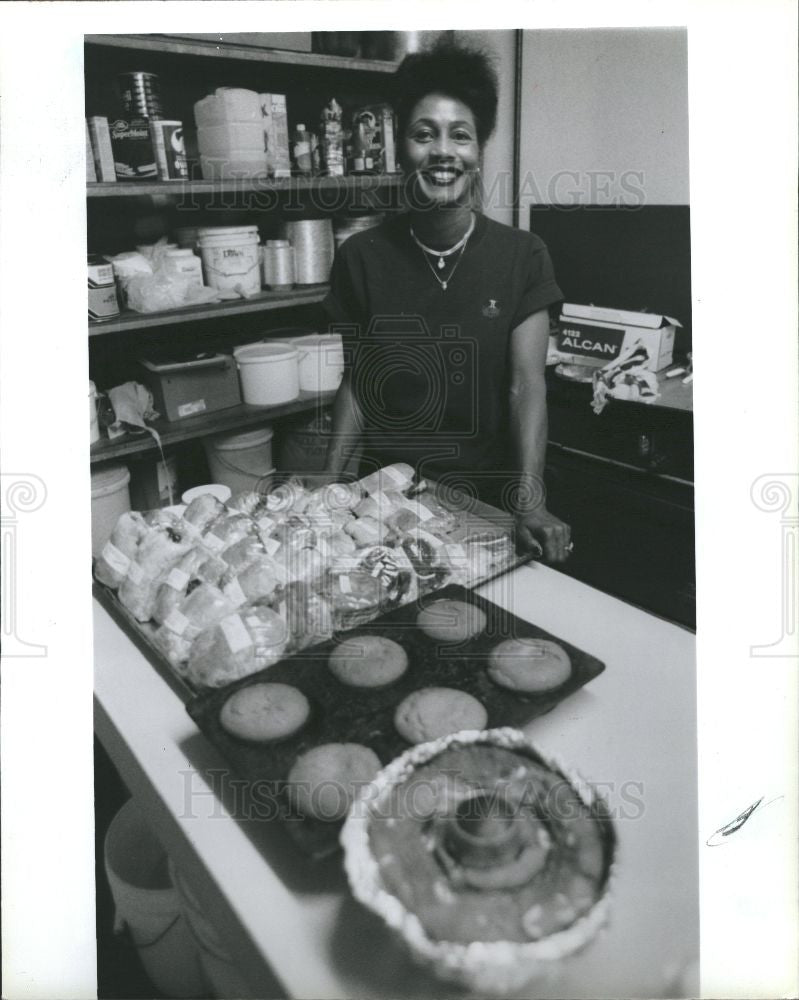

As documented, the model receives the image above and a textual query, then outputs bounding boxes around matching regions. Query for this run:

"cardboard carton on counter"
[557,303,681,372]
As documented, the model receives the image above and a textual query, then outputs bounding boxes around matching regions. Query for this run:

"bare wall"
[519,27,689,218]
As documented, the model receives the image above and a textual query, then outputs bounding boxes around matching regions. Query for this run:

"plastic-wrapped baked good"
[94,510,148,589]
[185,605,289,687]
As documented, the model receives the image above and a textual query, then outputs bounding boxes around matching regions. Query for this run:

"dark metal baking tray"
[186,583,605,858]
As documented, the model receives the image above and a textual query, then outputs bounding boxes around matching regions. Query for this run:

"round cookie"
[394,687,488,745]
[416,599,487,643]
[220,682,310,742]
[487,638,572,693]
[328,635,409,688]
[287,743,382,821]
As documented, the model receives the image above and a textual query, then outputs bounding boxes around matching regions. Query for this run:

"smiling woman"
[322,40,573,564]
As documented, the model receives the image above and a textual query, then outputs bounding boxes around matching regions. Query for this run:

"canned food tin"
[88,255,120,322]
[118,72,163,119]
[150,120,189,179]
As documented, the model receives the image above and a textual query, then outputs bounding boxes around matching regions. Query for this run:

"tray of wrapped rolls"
[185,584,605,858]
[92,464,535,700]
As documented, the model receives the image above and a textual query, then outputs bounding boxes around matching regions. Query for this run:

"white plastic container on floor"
[290,333,344,393]
[198,225,261,295]
[104,800,207,998]
[168,860,256,1000]
[204,426,275,495]
[91,465,131,557]
[234,341,299,405]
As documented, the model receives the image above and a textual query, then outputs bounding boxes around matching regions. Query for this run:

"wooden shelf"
[90,390,337,464]
[84,34,399,73]
[88,286,329,336]
[86,174,403,199]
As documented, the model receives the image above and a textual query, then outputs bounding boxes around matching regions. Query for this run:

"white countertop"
[94,563,698,999]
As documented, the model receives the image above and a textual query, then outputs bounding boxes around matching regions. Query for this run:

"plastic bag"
[110,239,221,313]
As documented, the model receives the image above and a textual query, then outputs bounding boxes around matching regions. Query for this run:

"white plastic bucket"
[168,861,255,1000]
[198,226,261,295]
[291,333,344,393]
[89,380,100,444]
[204,426,275,494]
[234,342,299,406]
[104,800,207,998]
[91,464,131,557]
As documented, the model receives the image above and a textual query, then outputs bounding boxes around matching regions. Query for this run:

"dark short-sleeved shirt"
[323,211,562,486]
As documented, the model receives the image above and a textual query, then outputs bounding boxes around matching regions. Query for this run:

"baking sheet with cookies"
[186,584,605,858]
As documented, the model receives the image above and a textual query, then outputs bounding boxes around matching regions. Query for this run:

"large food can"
[150,120,188,179]
[88,255,120,322]
[118,71,163,119]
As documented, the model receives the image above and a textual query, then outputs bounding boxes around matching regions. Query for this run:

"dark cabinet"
[544,373,695,628]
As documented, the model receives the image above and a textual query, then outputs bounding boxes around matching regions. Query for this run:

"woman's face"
[401,92,481,207]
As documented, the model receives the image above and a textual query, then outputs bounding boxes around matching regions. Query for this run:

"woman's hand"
[516,507,572,563]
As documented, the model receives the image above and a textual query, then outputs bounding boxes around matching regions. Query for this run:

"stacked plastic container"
[194,88,267,180]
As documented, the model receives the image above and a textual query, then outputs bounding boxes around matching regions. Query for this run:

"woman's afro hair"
[392,39,499,147]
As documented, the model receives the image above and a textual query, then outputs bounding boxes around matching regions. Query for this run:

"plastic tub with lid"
[234,341,299,406]
[289,333,344,393]
[91,465,131,557]
[203,427,275,495]
[197,225,261,295]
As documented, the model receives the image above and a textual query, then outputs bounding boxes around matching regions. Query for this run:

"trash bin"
[103,799,207,998]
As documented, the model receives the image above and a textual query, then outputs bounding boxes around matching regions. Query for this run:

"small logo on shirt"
[482,299,501,319]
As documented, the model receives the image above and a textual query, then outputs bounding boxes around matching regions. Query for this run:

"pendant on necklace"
[437,258,445,270]
[441,281,447,290]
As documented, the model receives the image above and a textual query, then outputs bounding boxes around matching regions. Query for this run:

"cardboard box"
[87,116,117,181]
[260,93,291,178]
[557,303,680,372]
[140,353,241,422]
[86,121,97,182]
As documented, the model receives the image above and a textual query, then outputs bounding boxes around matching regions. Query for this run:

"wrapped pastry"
[182,493,226,534]
[185,605,289,687]
[226,490,268,517]
[281,581,334,651]
[345,515,386,547]
[355,544,417,606]
[152,546,227,625]
[201,512,254,555]
[401,533,451,594]
[118,523,194,622]
[94,511,148,589]
[220,534,265,575]
[358,463,415,496]
[325,567,385,630]
[154,582,236,666]
[223,555,283,607]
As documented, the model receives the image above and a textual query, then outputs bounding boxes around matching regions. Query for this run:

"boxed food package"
[87,116,117,181]
[349,103,397,174]
[139,352,241,422]
[556,303,680,372]
[109,116,158,180]
[260,93,291,178]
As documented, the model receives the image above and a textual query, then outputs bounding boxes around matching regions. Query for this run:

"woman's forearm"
[324,371,364,475]
[508,376,549,511]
